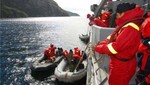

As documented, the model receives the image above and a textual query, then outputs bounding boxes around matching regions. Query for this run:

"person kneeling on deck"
[135,12,150,85]
[44,44,56,62]
[93,3,144,85]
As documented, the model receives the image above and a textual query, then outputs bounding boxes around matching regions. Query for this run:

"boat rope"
[73,42,91,73]
[95,55,105,75]
[87,42,108,85]
[74,29,93,73]
[85,26,108,84]
[99,67,108,85]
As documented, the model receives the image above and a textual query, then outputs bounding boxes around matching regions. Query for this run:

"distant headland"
[0,0,79,18]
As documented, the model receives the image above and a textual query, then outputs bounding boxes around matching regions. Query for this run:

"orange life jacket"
[93,11,111,27]
[62,50,69,57]
[44,46,56,60]
[73,48,81,59]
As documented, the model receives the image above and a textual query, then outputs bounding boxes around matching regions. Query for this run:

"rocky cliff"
[0,0,79,18]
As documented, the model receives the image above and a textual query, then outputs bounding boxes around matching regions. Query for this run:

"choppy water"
[0,17,89,85]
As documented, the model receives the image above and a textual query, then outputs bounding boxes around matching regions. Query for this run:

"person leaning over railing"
[87,9,112,27]
[93,3,145,85]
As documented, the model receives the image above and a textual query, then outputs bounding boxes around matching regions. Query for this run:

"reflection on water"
[0,17,89,84]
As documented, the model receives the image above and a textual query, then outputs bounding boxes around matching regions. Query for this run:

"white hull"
[55,59,87,83]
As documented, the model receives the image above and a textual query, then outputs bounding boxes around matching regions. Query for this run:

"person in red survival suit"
[135,12,150,85]
[71,47,82,71]
[72,48,81,64]
[62,49,76,72]
[87,9,111,27]
[73,47,81,59]
[94,3,144,85]
[44,44,56,62]
[62,50,69,59]
[94,10,111,27]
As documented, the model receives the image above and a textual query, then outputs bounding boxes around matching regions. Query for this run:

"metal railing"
[86,25,114,85]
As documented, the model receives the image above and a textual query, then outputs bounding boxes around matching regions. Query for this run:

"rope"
[73,42,91,73]
[84,27,108,84]
[87,44,108,84]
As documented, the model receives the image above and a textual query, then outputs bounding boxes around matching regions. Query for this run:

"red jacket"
[100,11,111,26]
[138,16,150,71]
[49,47,56,57]
[62,50,69,57]
[44,47,56,59]
[73,48,81,59]
[94,6,144,85]
[93,11,111,27]
[88,11,111,27]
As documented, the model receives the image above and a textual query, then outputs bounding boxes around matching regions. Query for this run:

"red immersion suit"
[94,11,111,27]
[137,15,150,84]
[44,44,56,60]
[94,6,144,85]
[138,16,150,71]
[73,48,81,59]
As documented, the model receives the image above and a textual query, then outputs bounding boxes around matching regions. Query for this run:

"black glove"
[138,80,148,85]
[143,37,150,48]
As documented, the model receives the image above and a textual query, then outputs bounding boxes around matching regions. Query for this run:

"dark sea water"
[0,17,89,85]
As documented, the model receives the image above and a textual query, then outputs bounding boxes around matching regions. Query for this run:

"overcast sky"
[54,0,100,16]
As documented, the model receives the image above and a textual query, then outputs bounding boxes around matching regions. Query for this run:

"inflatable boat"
[30,55,64,72]
[54,57,87,83]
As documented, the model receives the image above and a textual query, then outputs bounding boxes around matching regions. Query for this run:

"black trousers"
[136,69,150,85]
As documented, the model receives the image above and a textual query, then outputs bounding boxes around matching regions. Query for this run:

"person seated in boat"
[62,49,73,64]
[62,49,75,72]
[72,47,81,64]
[71,47,83,71]
[67,49,73,63]
[43,44,56,62]
[67,49,76,72]
[56,47,63,57]
[72,48,85,71]
[62,50,69,60]
[135,12,150,85]
[81,51,87,60]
